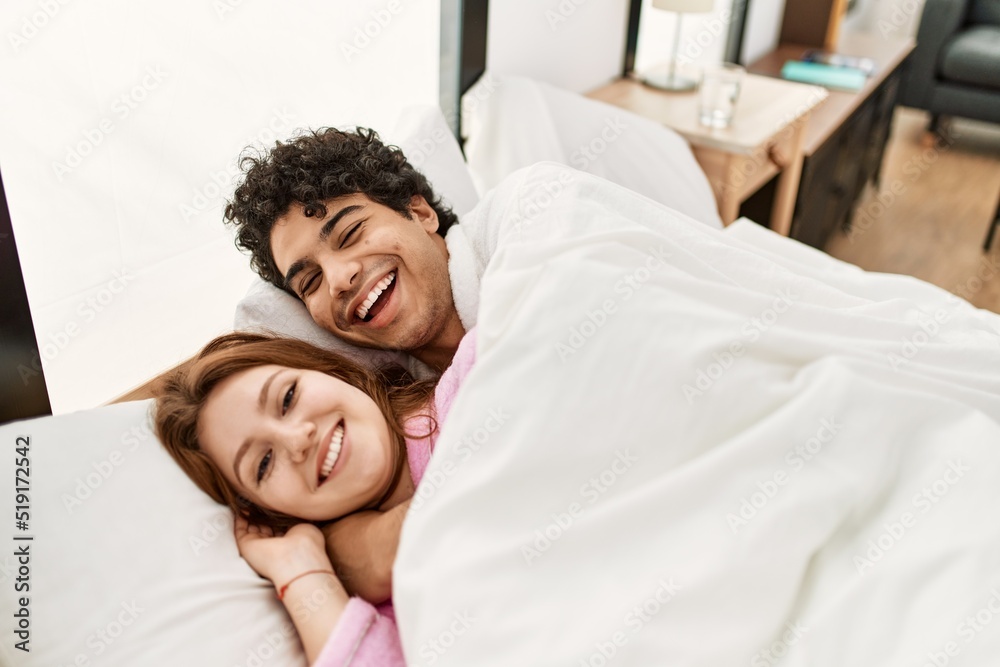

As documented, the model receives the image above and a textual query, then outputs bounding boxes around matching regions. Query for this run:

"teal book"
[780,60,867,91]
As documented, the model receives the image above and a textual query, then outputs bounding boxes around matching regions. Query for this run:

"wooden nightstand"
[587,74,827,236]
[746,34,916,248]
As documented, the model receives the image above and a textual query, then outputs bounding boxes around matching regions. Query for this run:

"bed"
[7,158,1000,666]
[5,3,1000,667]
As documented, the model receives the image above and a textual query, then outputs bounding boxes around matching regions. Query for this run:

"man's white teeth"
[319,424,344,482]
[355,272,395,321]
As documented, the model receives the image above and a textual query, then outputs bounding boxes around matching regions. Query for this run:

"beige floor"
[823,107,1000,313]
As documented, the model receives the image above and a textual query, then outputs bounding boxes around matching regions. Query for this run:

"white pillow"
[0,401,305,667]
[460,72,724,229]
[391,105,480,218]
[233,105,479,373]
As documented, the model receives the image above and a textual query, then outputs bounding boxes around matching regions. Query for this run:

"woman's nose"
[283,420,316,462]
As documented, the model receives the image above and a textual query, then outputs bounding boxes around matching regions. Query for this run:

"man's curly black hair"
[224,127,459,292]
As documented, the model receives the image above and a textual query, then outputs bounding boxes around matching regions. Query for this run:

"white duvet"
[393,166,1000,666]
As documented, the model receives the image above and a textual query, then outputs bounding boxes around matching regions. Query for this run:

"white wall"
[486,0,631,93]
[0,0,441,413]
[740,0,786,64]
[634,0,734,74]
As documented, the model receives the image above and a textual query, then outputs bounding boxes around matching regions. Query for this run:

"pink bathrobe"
[312,329,477,666]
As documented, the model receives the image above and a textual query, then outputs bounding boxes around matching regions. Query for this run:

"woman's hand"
[235,515,351,664]
[234,514,333,587]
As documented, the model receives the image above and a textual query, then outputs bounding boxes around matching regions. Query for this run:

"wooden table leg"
[769,112,809,237]
[983,186,1000,252]
[715,153,742,226]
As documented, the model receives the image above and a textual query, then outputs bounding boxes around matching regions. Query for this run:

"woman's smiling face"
[198,364,398,521]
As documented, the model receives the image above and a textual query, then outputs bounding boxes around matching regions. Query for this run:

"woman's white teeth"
[319,424,344,482]
[355,272,395,321]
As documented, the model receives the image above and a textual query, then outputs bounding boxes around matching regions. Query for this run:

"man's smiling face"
[270,193,458,355]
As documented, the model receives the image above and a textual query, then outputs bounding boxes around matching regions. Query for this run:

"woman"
[154,329,476,666]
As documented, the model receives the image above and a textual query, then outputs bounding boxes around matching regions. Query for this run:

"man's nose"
[319,254,362,300]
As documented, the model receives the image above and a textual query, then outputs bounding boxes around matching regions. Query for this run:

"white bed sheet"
[393,166,1000,666]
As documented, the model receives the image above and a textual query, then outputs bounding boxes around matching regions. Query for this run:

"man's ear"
[409,195,439,234]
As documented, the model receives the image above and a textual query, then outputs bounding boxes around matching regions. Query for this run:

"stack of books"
[780,51,876,91]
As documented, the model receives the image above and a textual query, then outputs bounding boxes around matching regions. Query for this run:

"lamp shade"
[651,0,714,12]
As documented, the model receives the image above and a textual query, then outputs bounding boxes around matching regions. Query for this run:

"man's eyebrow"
[232,369,281,487]
[283,204,365,291]
[320,204,364,242]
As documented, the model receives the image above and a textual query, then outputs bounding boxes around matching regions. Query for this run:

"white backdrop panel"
[0,0,440,413]
[486,0,630,93]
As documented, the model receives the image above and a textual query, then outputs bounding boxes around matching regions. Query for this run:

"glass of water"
[698,63,745,129]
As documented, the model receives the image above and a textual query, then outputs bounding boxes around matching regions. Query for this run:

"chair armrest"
[900,0,970,108]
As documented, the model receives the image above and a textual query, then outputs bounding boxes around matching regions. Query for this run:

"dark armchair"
[900,0,1000,127]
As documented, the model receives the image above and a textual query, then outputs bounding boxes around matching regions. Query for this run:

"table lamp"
[642,0,715,91]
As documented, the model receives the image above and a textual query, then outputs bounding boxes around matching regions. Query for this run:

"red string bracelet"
[276,569,335,601]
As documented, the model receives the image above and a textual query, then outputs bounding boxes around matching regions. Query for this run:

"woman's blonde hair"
[154,332,435,530]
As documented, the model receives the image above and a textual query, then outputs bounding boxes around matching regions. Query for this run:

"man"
[225,127,471,372]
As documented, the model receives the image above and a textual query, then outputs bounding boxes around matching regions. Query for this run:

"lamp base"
[640,70,699,92]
